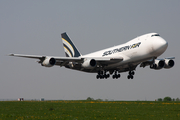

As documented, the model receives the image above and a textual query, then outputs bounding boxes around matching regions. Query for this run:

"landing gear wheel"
[100,75,104,79]
[127,71,135,79]
[96,70,110,79]
[131,71,135,75]
[129,71,135,75]
[112,71,121,79]
[112,75,115,79]
[127,75,134,79]
[96,75,100,79]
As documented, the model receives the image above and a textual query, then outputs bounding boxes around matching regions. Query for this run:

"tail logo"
[61,32,82,57]
[62,38,75,57]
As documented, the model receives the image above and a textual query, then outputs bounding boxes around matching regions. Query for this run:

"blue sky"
[1,1,180,100]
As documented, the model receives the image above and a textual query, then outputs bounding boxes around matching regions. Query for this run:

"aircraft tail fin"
[61,32,82,57]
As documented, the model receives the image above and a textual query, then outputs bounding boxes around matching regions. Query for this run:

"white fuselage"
[82,33,168,70]
[10,32,173,79]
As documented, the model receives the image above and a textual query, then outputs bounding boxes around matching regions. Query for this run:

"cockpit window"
[151,34,160,37]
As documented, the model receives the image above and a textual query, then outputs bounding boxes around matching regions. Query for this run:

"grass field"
[0,101,180,120]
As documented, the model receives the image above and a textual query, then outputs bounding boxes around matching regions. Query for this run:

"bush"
[176,98,180,101]
[163,96,172,101]
[86,97,94,101]
[157,98,162,101]
[96,99,103,101]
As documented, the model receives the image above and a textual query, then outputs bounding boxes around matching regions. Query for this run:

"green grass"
[0,101,180,120]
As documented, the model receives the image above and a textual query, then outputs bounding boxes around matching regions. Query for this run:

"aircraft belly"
[104,55,153,71]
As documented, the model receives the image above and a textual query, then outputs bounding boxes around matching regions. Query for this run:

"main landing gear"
[96,70,121,79]
[96,70,135,79]
[96,71,110,79]
[127,71,135,79]
[112,71,121,79]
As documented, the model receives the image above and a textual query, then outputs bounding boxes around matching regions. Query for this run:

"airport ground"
[0,100,180,120]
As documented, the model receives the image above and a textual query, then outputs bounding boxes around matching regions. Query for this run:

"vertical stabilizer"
[61,33,82,57]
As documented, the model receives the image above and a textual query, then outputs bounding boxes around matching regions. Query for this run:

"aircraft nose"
[153,37,168,53]
[159,38,168,49]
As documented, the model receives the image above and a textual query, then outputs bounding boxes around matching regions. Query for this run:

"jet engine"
[150,59,165,70]
[164,59,175,69]
[82,59,96,69]
[41,57,56,67]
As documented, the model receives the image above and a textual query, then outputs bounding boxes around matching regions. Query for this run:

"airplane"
[9,32,175,79]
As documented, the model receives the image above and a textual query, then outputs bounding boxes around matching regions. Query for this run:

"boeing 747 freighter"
[10,32,175,79]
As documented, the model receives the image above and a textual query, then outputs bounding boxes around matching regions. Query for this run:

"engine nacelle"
[41,57,56,67]
[164,59,174,69]
[150,59,165,70]
[82,59,96,69]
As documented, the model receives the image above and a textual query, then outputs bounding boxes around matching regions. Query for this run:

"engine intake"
[41,57,56,67]
[150,59,165,70]
[82,59,96,69]
[164,59,174,68]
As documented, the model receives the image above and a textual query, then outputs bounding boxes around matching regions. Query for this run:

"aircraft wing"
[9,54,123,67]
[9,54,83,66]
[9,54,44,59]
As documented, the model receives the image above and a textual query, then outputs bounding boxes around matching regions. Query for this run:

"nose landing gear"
[127,71,135,79]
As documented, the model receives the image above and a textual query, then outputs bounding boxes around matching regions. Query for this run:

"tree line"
[86,97,180,101]
[157,97,180,102]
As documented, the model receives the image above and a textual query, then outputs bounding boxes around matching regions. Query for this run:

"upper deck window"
[151,34,160,37]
